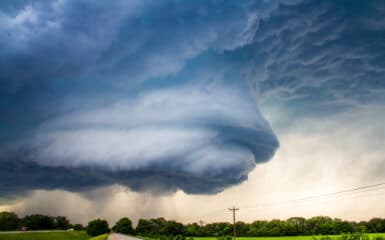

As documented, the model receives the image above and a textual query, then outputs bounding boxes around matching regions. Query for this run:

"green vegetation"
[112,217,134,235]
[0,231,89,240]
[216,236,232,240]
[2,211,385,239]
[194,237,314,240]
[0,212,19,231]
[89,233,108,240]
[0,211,83,231]
[192,233,385,240]
[135,217,385,238]
[136,218,185,237]
[23,215,70,230]
[86,219,110,237]
[0,231,384,240]
[159,234,188,240]
[137,235,159,240]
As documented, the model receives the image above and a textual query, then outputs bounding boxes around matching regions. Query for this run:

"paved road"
[108,233,143,240]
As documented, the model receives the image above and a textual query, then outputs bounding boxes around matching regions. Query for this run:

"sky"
[1,0,385,225]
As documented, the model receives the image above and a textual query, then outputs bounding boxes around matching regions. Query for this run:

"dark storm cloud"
[1,0,385,197]
[0,0,266,87]
[1,121,277,195]
[0,0,280,196]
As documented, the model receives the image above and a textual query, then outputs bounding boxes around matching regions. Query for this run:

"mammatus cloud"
[1,0,385,197]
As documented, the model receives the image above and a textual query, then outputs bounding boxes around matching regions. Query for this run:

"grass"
[194,237,312,240]
[137,236,157,240]
[0,230,90,240]
[193,234,385,240]
[89,233,108,240]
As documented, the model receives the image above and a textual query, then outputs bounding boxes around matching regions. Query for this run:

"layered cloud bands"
[0,85,279,194]
[1,0,385,197]
[0,0,279,196]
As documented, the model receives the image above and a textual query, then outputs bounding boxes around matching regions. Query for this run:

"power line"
[175,181,385,222]
[240,181,385,209]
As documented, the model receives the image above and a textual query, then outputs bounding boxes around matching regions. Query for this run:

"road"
[108,233,143,240]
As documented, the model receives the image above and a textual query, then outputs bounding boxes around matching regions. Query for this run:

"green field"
[193,234,385,240]
[0,231,90,240]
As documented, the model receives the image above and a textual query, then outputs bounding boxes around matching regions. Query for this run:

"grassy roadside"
[89,233,108,240]
[0,230,90,240]
[136,236,158,240]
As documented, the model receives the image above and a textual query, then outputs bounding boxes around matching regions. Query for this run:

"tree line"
[1,212,385,237]
[0,212,75,231]
[135,217,385,237]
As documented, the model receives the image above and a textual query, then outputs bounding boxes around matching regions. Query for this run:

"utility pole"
[228,206,239,240]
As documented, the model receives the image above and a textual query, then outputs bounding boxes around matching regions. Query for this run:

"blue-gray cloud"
[0,0,280,195]
[1,0,384,196]
[251,1,385,106]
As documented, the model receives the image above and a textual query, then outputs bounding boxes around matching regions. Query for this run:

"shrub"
[174,235,186,240]
[217,235,233,240]
[320,236,335,240]
[160,235,174,240]
[313,233,370,240]
[336,232,369,240]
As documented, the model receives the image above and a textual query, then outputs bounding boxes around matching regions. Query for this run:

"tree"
[112,217,134,235]
[236,222,251,236]
[266,219,286,236]
[86,219,110,236]
[204,222,232,237]
[73,223,85,231]
[185,223,202,236]
[286,217,306,235]
[332,219,354,234]
[366,218,385,233]
[23,214,55,230]
[0,212,20,231]
[306,216,333,235]
[136,219,157,236]
[55,216,71,229]
[161,220,185,236]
